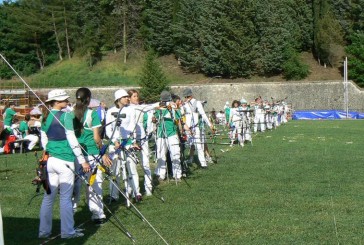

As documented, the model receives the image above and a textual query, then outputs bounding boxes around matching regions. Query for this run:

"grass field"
[1,120,364,244]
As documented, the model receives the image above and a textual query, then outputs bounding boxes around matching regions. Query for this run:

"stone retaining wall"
[35,80,364,112]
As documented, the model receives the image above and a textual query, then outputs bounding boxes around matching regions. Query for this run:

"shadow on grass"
[3,201,106,245]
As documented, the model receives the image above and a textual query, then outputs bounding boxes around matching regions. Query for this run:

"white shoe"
[145,188,152,196]
[240,143,244,148]
[61,231,84,239]
[39,233,51,239]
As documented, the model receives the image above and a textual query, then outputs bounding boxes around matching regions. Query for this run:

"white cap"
[225,101,229,105]
[114,89,128,101]
[46,89,70,102]
[240,98,247,104]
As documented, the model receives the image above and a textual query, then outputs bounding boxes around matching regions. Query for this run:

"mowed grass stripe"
[1,120,364,244]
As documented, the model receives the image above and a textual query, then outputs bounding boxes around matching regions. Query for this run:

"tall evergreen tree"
[141,0,176,55]
[138,50,170,103]
[346,32,364,86]
[75,0,104,67]
[313,0,345,66]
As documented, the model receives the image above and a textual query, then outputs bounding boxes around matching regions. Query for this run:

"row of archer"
[33,86,216,241]
[199,95,291,150]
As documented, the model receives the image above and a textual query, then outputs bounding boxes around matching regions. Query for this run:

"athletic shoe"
[201,166,208,170]
[93,218,106,225]
[145,189,153,196]
[135,194,143,202]
[107,197,118,203]
[61,231,84,239]
[240,143,244,148]
[39,233,51,239]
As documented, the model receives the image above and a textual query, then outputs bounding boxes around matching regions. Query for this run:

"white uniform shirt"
[183,98,211,129]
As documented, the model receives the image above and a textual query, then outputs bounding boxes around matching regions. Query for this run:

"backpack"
[4,135,17,154]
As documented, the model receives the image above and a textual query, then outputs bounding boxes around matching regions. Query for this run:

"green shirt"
[41,110,76,162]
[4,108,16,126]
[78,109,101,155]
[19,121,28,138]
[225,107,230,123]
[155,108,180,138]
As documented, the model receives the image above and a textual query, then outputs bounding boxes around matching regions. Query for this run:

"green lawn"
[1,120,364,244]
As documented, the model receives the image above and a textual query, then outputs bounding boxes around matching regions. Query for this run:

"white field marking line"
[325,145,339,245]
[328,183,340,245]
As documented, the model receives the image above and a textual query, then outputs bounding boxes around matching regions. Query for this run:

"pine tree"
[75,0,104,67]
[141,0,175,55]
[346,32,364,86]
[313,0,345,67]
[138,51,170,103]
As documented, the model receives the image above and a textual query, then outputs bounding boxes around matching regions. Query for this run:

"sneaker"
[108,197,118,203]
[61,231,84,239]
[135,194,143,202]
[39,233,51,239]
[240,143,244,148]
[174,177,182,182]
[201,166,208,170]
[182,173,187,178]
[158,177,165,182]
[145,189,152,196]
[206,157,213,164]
[93,218,106,225]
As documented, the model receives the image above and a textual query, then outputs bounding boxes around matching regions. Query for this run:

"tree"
[138,51,170,103]
[346,32,364,86]
[75,0,104,67]
[141,0,176,55]
[313,0,345,67]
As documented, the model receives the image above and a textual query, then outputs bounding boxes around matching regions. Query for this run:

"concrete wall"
[35,80,364,112]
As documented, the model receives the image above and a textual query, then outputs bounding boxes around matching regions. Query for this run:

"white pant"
[109,147,141,199]
[24,134,39,150]
[39,157,76,238]
[123,148,141,197]
[188,128,207,167]
[109,156,121,200]
[265,114,273,130]
[254,113,265,132]
[139,138,152,192]
[73,155,105,220]
[155,135,181,179]
[231,120,243,144]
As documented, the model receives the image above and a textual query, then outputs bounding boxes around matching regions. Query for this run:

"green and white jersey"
[19,120,28,138]
[41,110,76,162]
[78,109,101,155]
[4,108,16,126]
[155,107,180,138]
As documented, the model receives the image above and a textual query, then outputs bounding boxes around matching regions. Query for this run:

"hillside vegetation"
[0,0,363,87]
[0,51,342,90]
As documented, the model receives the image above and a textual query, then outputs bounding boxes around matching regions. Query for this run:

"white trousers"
[24,134,39,150]
[155,135,181,179]
[39,157,75,238]
[109,148,141,198]
[188,127,207,167]
[265,114,273,130]
[73,155,105,220]
[109,156,121,200]
[139,138,152,192]
[254,113,265,132]
[231,121,243,144]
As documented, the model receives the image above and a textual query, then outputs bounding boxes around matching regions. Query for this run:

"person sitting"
[18,114,39,152]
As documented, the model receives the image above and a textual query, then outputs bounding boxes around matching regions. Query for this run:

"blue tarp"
[292,110,364,120]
